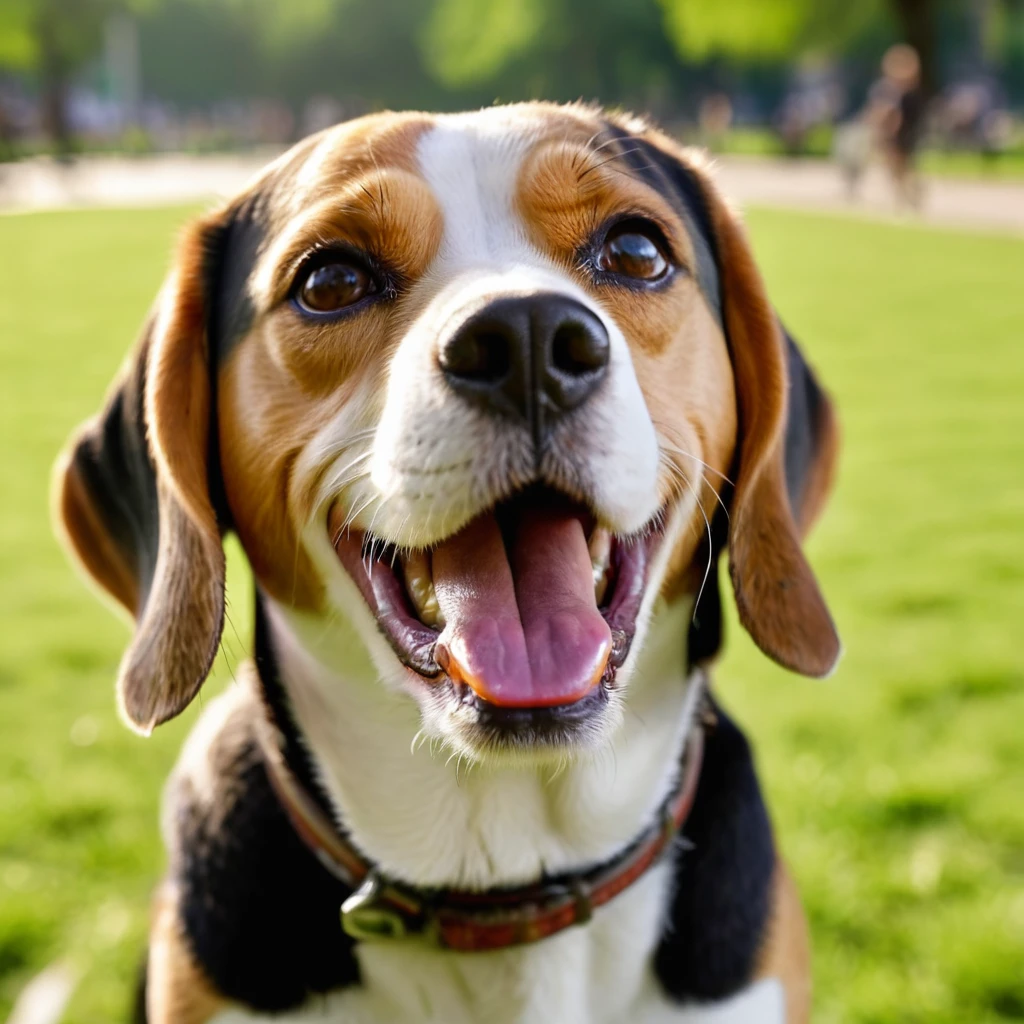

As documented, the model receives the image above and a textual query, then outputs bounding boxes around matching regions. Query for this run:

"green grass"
[0,203,1022,1022]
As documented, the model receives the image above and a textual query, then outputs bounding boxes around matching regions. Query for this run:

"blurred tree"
[423,0,545,88]
[421,0,695,117]
[890,0,938,93]
[0,0,146,155]
[656,0,951,97]
[658,0,890,62]
[136,0,447,126]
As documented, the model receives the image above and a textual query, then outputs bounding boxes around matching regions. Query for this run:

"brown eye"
[296,260,375,313]
[598,227,669,282]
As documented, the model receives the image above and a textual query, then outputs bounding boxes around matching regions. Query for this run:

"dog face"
[55,104,839,760]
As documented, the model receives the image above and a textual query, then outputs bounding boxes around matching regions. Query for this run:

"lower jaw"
[433,681,615,761]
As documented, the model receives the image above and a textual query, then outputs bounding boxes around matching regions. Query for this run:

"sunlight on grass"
[0,204,1021,1022]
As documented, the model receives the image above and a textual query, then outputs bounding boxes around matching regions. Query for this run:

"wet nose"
[439,293,610,449]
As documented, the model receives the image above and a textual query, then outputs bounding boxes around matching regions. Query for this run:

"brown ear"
[53,214,227,733]
[699,183,841,677]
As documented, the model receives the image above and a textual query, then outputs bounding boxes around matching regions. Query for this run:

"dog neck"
[259,592,700,891]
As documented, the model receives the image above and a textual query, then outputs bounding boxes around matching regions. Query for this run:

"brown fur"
[216,122,444,609]
[147,885,229,1024]
[756,862,813,1024]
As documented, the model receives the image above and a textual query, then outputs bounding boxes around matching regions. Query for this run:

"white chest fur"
[187,597,785,1023]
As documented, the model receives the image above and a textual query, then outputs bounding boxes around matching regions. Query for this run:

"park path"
[1,150,1023,235]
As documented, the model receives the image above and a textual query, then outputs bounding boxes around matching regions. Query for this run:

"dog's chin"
[328,484,667,762]
[412,674,626,766]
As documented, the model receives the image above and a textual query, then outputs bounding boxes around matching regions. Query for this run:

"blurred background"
[1,1,1022,1023]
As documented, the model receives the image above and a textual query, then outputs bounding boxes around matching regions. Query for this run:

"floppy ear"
[53,213,228,733]
[699,181,841,677]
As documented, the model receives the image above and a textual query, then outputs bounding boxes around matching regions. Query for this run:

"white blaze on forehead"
[417,111,547,269]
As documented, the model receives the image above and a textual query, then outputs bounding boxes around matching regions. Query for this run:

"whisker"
[658,444,731,522]
[681,473,714,621]
[659,457,724,524]
[659,440,734,486]
[577,146,647,183]
[341,493,378,541]
[585,129,630,158]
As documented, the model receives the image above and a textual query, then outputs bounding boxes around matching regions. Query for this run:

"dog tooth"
[403,549,445,629]
[589,529,611,605]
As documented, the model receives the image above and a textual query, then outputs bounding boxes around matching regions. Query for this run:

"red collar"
[257,674,706,952]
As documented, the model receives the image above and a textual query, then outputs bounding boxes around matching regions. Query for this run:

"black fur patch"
[170,688,361,1013]
[206,194,264,365]
[70,338,160,606]
[654,702,776,1003]
[782,324,829,517]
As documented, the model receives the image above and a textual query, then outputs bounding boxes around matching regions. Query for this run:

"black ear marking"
[782,324,838,534]
[64,338,161,615]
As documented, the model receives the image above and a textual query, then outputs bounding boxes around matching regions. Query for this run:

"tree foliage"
[658,0,890,61]
[0,0,148,74]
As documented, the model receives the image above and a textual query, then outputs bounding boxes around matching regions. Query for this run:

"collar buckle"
[341,871,429,942]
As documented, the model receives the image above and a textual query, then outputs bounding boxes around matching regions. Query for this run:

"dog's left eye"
[295,259,376,314]
[598,225,669,282]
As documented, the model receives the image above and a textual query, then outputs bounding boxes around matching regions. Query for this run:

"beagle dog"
[54,103,840,1024]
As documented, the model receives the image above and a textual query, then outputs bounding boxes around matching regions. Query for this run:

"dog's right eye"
[295,259,376,314]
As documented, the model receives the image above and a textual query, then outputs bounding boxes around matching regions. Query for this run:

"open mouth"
[329,487,664,712]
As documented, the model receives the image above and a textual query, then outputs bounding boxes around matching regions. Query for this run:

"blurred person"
[868,43,928,209]
[833,115,873,200]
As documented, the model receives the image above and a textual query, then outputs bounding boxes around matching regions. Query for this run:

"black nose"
[439,294,610,449]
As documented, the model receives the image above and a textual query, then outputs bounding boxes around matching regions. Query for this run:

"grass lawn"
[0,202,1022,1023]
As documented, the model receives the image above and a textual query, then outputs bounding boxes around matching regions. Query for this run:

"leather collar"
[257,673,706,953]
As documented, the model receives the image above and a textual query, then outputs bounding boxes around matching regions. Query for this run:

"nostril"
[551,321,610,377]
[441,328,512,383]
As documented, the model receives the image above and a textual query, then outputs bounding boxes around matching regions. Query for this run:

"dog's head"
[54,104,839,759]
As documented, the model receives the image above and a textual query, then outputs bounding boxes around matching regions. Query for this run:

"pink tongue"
[432,503,611,707]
